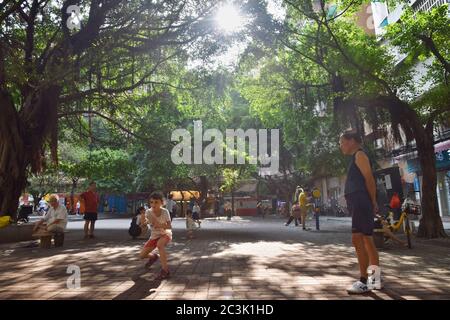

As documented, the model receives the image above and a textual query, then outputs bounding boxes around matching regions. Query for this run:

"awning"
[435,140,450,153]
[169,191,199,201]
[394,139,450,161]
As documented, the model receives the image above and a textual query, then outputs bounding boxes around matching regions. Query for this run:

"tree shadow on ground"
[1,218,450,300]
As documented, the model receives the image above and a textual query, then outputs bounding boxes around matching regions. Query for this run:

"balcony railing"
[411,0,448,12]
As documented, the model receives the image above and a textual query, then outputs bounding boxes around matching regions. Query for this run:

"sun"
[215,4,245,34]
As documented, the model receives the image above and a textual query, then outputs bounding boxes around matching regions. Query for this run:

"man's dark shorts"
[345,191,374,236]
[84,212,98,222]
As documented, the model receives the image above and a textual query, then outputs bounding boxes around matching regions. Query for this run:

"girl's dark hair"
[150,192,164,201]
[135,207,145,216]
[340,130,362,144]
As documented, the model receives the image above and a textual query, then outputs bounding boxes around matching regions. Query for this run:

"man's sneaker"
[154,269,170,280]
[346,281,370,294]
[144,254,159,269]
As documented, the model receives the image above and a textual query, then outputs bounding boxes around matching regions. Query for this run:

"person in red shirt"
[80,181,99,239]
[389,192,401,220]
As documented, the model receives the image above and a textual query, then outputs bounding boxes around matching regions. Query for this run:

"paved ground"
[1,215,450,300]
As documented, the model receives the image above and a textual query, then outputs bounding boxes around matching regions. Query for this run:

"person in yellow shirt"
[298,188,310,230]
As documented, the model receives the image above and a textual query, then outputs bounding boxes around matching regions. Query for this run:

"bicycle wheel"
[404,216,412,249]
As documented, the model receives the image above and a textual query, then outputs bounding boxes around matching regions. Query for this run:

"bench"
[32,231,66,248]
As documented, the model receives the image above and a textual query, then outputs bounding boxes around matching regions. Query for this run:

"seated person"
[375,215,408,247]
[33,195,68,235]
[38,198,49,215]
[135,206,149,238]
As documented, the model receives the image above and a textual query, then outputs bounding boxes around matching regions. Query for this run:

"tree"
[238,44,348,202]
[58,142,90,213]
[0,0,225,218]
[27,164,66,211]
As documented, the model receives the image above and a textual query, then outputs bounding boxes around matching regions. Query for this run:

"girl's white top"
[146,208,172,239]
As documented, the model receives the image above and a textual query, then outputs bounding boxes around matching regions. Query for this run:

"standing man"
[192,201,201,226]
[340,130,380,294]
[80,181,99,239]
[165,193,177,221]
[224,200,232,220]
[312,188,321,231]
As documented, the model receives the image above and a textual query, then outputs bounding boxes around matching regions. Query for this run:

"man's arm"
[355,151,378,212]
[33,219,44,231]
[48,219,62,226]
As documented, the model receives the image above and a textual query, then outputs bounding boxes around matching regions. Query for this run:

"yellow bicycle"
[376,204,419,249]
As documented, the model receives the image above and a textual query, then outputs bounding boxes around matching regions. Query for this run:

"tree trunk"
[0,90,29,219]
[0,85,61,219]
[395,98,447,238]
[350,95,447,238]
[178,187,185,217]
[70,178,78,214]
[415,130,447,238]
[231,188,235,217]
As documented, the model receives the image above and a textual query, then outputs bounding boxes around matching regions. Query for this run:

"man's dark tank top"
[344,149,372,196]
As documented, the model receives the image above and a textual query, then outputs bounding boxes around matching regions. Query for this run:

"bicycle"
[376,203,419,249]
[334,205,348,217]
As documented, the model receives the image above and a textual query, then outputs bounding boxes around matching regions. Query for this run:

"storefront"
[405,146,450,217]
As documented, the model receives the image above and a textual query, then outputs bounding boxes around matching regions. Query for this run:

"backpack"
[128,216,141,238]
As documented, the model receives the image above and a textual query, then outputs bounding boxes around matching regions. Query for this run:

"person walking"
[298,188,309,230]
[340,130,380,294]
[224,200,232,220]
[285,203,301,226]
[165,193,177,221]
[256,201,262,218]
[192,202,202,227]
